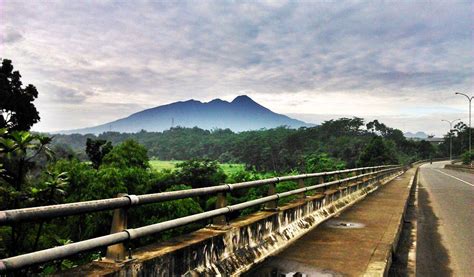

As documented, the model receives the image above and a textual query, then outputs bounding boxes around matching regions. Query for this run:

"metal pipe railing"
[0,166,403,272]
[0,165,397,225]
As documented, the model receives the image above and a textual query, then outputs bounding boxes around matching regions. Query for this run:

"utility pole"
[442,119,460,160]
[455,92,473,153]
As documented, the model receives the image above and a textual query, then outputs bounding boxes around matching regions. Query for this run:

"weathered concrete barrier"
[444,164,474,173]
[63,170,403,276]
[366,166,419,276]
[388,166,419,276]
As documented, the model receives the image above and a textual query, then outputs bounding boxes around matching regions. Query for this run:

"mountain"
[404,131,429,139]
[60,95,312,134]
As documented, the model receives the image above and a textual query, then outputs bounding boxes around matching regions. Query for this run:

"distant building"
[425,135,445,145]
[407,135,444,145]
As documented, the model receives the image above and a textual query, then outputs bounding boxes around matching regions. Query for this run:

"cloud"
[45,84,87,104]
[34,102,146,132]
[1,1,472,134]
[1,28,23,44]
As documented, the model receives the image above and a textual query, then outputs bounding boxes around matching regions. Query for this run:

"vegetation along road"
[417,161,473,276]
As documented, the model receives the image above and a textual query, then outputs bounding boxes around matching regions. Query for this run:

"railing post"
[298,179,306,199]
[341,173,348,188]
[362,170,369,186]
[106,193,128,262]
[264,182,278,210]
[326,173,339,190]
[213,192,227,225]
[318,176,325,194]
[376,169,382,185]
[337,173,343,189]
[368,168,374,185]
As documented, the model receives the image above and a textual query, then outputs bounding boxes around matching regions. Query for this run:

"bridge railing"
[0,165,403,272]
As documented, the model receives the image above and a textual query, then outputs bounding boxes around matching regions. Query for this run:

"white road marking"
[433,169,474,187]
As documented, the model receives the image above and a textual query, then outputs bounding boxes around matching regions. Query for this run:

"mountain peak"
[182,99,201,104]
[231,95,255,104]
[404,131,428,139]
[208,98,226,104]
[61,95,311,134]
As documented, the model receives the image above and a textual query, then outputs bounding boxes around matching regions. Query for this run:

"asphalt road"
[417,161,473,276]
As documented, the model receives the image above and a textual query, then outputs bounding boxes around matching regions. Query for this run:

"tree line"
[52,117,443,172]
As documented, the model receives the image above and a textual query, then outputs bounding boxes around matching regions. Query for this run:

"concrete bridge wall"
[65,170,403,276]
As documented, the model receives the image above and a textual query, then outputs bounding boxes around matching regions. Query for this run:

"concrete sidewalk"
[246,167,417,276]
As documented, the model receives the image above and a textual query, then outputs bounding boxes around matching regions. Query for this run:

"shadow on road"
[416,183,452,276]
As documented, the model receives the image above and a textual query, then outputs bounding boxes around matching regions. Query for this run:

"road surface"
[244,168,416,276]
[417,161,473,276]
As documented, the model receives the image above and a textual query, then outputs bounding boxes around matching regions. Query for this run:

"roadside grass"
[149,160,182,171]
[149,160,245,175]
[218,163,246,175]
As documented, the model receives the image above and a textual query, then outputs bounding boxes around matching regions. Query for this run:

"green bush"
[102,139,149,169]
[305,153,345,173]
[175,159,226,189]
[461,151,474,165]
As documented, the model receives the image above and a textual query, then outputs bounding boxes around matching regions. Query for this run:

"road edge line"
[433,169,473,186]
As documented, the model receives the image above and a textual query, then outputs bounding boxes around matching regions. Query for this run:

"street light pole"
[442,119,461,160]
[455,92,473,153]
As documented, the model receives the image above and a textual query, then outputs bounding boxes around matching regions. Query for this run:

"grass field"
[149,160,182,171]
[149,160,245,175]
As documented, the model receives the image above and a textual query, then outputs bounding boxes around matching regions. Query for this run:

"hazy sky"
[1,1,472,135]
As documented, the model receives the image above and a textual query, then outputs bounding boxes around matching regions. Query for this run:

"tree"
[0,130,53,205]
[102,139,148,169]
[357,136,399,166]
[416,140,435,159]
[366,120,384,134]
[305,153,345,173]
[50,143,76,160]
[319,117,365,138]
[0,59,40,131]
[175,159,226,189]
[0,129,54,256]
[30,171,69,251]
[85,138,112,169]
[366,120,406,146]
[438,121,471,157]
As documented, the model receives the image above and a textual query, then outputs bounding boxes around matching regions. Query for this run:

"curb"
[406,169,418,276]
[364,166,419,277]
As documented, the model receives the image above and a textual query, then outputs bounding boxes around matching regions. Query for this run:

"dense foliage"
[461,150,474,165]
[0,59,40,131]
[52,117,442,172]
[85,138,112,169]
[437,121,472,158]
[357,137,398,166]
[0,132,351,270]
